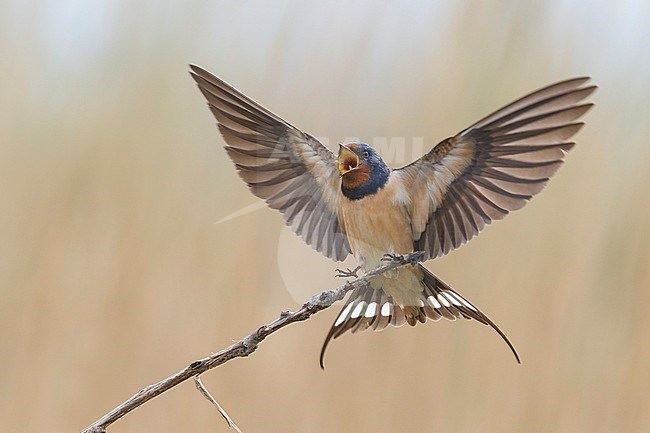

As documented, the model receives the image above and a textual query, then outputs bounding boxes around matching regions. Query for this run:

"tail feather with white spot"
[319,265,520,368]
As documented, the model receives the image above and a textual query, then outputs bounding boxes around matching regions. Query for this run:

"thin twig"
[194,376,243,433]
[79,252,424,433]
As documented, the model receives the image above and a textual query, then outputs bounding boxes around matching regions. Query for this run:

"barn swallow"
[189,65,595,367]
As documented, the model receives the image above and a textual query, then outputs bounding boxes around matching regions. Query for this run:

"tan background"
[1,1,649,432]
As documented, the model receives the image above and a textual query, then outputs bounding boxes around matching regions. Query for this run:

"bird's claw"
[381,253,403,263]
[381,251,425,265]
[335,266,361,278]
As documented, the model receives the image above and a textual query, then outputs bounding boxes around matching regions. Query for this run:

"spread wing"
[189,65,350,261]
[393,77,596,260]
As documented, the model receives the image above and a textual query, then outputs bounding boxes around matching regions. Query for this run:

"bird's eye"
[363,151,369,158]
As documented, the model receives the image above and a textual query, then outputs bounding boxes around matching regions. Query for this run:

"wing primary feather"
[476,166,548,183]
[476,87,596,131]
[190,66,293,127]
[489,104,593,134]
[218,124,283,149]
[235,160,296,172]
[465,182,510,215]
[248,169,304,187]
[208,93,278,129]
[469,176,532,200]
[485,142,575,157]
[488,123,584,145]
[465,77,592,131]
[212,106,279,136]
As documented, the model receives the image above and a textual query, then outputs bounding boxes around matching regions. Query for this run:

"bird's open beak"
[338,144,359,175]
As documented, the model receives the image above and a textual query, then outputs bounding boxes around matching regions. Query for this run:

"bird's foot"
[381,251,425,265]
[381,253,404,263]
[335,266,361,278]
[408,251,426,265]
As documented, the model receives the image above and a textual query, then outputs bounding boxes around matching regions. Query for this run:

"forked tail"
[320,264,520,368]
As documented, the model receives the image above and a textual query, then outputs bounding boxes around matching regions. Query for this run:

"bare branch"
[79,252,424,433]
[194,376,243,433]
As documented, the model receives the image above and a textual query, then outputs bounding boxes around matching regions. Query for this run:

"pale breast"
[339,175,413,269]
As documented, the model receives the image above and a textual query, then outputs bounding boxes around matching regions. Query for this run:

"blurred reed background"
[1,1,649,432]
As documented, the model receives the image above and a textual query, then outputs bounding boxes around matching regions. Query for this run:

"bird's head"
[338,143,390,200]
